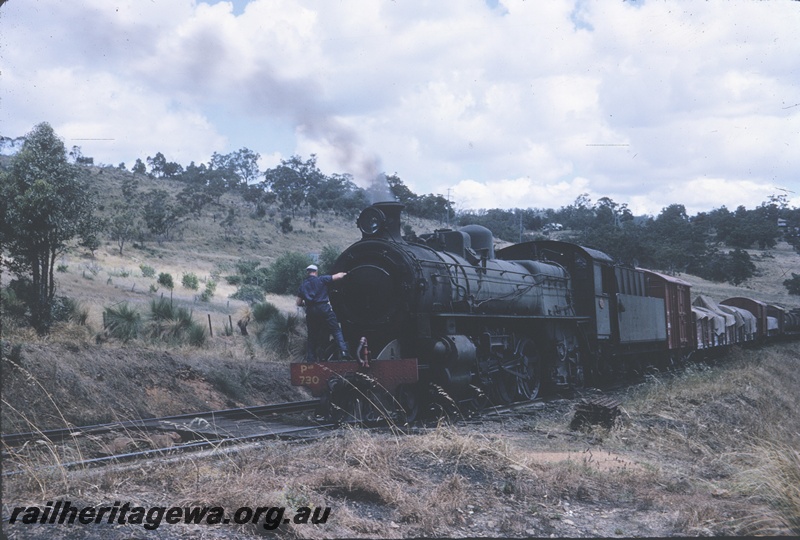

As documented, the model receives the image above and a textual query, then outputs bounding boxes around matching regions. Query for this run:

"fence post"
[208,313,213,337]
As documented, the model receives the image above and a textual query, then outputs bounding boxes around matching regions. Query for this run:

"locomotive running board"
[291,359,419,397]
[430,313,590,320]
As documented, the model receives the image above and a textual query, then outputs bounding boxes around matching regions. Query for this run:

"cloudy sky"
[2,0,799,215]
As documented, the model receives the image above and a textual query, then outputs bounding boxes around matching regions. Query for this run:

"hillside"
[8,163,798,336]
[3,164,800,538]
[35,164,445,330]
[679,243,798,308]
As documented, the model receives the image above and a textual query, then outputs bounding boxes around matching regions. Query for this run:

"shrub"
[318,245,341,274]
[252,301,279,323]
[265,252,312,295]
[57,264,69,273]
[1,285,30,323]
[257,312,303,357]
[101,298,207,346]
[188,324,207,346]
[147,297,205,345]
[230,284,265,304]
[104,303,142,342]
[149,306,193,342]
[108,268,131,278]
[225,274,243,286]
[222,319,234,336]
[52,296,89,325]
[157,272,174,289]
[234,259,260,277]
[149,297,176,321]
[785,273,800,295]
[140,264,156,278]
[182,272,199,290]
[199,280,216,302]
[234,260,269,286]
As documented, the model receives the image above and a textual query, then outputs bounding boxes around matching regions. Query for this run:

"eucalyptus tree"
[1,122,96,333]
[209,147,261,189]
[262,155,324,218]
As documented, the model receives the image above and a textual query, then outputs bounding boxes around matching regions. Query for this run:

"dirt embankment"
[1,338,306,435]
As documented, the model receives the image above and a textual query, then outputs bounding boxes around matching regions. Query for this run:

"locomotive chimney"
[357,201,406,242]
[375,201,404,241]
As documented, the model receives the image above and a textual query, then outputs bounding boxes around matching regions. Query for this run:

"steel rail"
[2,421,336,477]
[1,399,321,447]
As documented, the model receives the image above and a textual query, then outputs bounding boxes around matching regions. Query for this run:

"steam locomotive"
[291,202,800,422]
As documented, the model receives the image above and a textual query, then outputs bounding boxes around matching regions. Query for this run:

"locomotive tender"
[291,202,799,422]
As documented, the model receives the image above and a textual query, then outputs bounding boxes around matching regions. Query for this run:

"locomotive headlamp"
[357,206,386,236]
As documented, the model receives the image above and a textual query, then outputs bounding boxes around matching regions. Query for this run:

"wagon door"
[594,261,612,339]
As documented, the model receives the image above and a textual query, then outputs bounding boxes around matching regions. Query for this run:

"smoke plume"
[245,65,395,203]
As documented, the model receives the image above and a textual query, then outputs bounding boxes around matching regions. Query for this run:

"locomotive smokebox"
[357,202,405,242]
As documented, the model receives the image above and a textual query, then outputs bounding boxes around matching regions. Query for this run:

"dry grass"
[4,340,800,538]
[4,328,799,535]
[598,342,800,535]
[0,329,309,435]
[735,443,800,535]
[618,345,800,448]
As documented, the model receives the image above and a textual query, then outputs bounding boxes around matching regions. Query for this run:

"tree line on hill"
[2,122,799,334]
[459,193,800,286]
[118,143,800,283]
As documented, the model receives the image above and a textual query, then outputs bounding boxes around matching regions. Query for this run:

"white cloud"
[451,176,592,211]
[639,177,786,217]
[2,0,799,214]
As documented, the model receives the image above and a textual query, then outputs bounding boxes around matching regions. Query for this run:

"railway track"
[1,361,685,476]
[1,399,321,447]
[1,399,333,475]
[1,389,560,476]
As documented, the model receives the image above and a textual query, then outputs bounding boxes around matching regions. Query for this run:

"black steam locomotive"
[291,202,799,422]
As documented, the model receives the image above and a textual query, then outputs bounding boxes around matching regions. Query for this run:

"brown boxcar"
[641,270,694,353]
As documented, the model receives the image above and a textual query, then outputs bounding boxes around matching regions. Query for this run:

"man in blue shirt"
[296,264,349,361]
